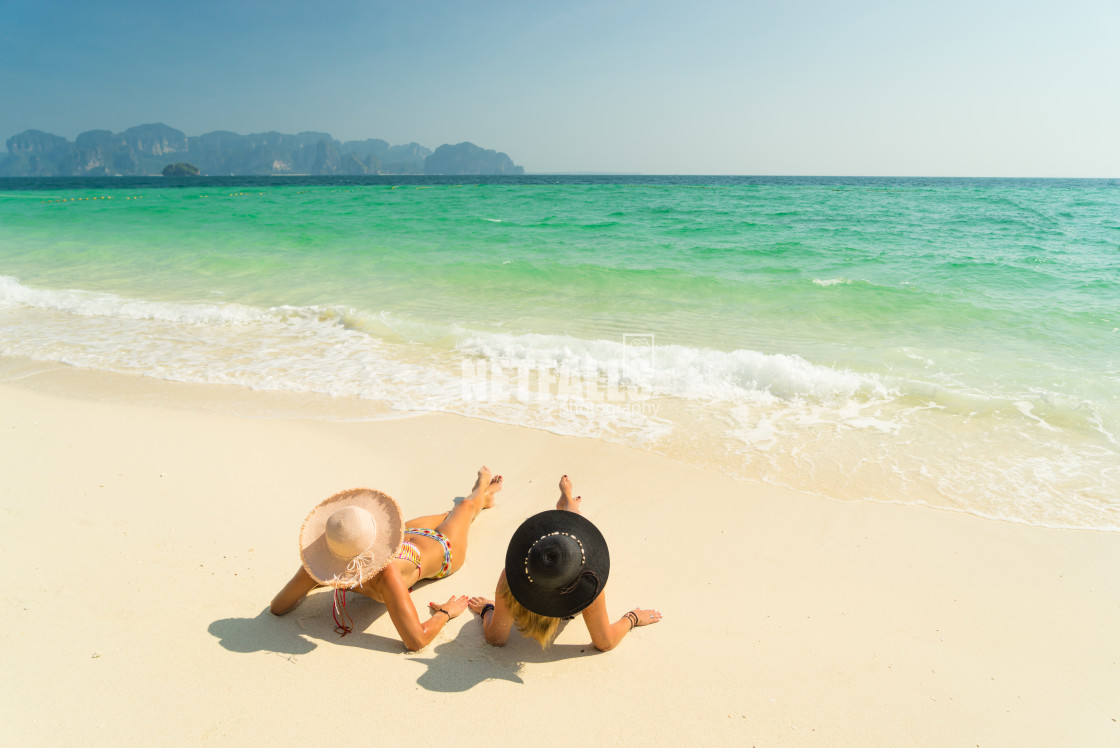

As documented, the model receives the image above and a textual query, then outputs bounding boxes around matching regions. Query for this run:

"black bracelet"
[481,603,495,617]
[625,611,639,630]
[435,608,450,621]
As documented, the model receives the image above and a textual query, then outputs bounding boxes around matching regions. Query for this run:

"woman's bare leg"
[557,474,583,514]
[271,469,497,615]
[437,466,502,574]
[271,566,320,615]
[406,511,450,529]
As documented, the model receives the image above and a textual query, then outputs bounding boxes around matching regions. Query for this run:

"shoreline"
[2,367,1119,745]
[3,356,1116,536]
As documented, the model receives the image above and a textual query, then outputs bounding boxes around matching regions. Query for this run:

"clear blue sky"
[2,0,1117,176]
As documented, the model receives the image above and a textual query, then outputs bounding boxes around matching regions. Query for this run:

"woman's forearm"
[402,608,450,651]
[270,567,320,616]
[479,602,512,646]
[593,614,635,652]
[417,609,451,648]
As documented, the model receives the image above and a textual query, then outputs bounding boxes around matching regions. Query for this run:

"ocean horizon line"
[1,173,1117,190]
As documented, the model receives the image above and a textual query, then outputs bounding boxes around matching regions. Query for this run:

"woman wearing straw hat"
[468,474,660,651]
[270,466,502,651]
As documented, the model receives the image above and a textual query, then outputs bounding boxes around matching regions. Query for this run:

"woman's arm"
[378,569,467,651]
[580,591,661,652]
[270,566,320,615]
[468,571,514,646]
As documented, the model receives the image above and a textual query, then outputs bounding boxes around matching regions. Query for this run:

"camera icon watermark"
[622,333,655,380]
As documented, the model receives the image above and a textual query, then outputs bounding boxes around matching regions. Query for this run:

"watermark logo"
[460,334,656,406]
[622,333,655,380]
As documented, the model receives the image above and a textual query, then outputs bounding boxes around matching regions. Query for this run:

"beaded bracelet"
[435,608,450,621]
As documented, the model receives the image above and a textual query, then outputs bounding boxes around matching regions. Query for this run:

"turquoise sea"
[1,175,1118,530]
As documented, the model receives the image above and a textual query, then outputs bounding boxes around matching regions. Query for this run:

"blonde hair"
[498,576,560,649]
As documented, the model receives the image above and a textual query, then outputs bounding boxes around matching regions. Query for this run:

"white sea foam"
[1,275,1108,439]
[454,330,890,404]
[0,274,269,325]
[2,274,1118,530]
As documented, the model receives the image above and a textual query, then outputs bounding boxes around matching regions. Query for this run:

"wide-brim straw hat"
[299,488,404,588]
[504,510,610,618]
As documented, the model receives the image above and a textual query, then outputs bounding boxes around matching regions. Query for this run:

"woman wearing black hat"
[468,475,661,651]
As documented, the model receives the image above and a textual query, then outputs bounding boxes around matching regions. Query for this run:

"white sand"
[1,378,1118,746]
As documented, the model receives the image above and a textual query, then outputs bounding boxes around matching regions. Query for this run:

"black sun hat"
[504,510,610,618]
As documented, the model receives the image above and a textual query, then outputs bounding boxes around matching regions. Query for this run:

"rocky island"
[0,123,525,177]
[161,162,200,176]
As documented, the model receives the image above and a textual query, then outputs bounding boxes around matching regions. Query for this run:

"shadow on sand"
[207,588,401,656]
[207,489,473,658]
[209,484,592,690]
[406,619,598,692]
[209,595,600,691]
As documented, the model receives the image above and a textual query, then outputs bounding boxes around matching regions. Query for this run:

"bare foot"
[471,466,492,494]
[482,474,502,508]
[470,466,502,509]
[556,475,582,513]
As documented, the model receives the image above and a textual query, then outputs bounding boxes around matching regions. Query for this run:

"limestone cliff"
[0,125,521,177]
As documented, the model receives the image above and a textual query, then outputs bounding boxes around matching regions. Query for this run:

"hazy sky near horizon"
[2,0,1117,177]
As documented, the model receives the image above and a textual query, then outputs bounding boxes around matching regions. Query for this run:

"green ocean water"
[1,175,1118,529]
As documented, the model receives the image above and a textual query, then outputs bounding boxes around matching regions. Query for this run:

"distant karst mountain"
[0,123,524,177]
[425,142,523,176]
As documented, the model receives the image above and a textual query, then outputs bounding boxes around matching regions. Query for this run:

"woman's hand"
[468,596,494,615]
[429,595,469,619]
[630,608,663,627]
